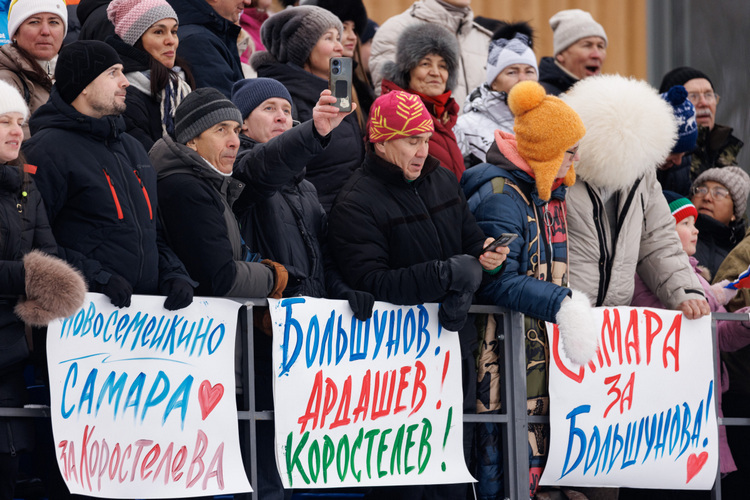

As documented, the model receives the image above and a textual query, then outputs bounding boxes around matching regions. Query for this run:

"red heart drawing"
[198,380,224,420]
[686,451,709,483]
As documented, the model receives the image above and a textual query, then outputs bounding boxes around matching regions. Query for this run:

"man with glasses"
[657,66,744,196]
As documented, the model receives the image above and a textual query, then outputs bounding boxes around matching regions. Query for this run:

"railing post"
[244,303,258,500]
[506,310,530,500]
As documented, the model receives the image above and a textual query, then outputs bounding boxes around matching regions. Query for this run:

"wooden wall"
[361,0,648,80]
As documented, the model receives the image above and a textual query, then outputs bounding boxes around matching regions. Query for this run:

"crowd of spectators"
[0,0,748,499]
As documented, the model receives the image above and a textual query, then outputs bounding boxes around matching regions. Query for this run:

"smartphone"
[483,233,518,252]
[329,57,353,112]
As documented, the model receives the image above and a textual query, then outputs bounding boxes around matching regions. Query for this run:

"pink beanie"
[107,0,178,46]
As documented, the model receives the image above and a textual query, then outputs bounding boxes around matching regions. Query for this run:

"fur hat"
[382,23,459,92]
[15,250,86,327]
[260,5,343,68]
[8,0,68,40]
[561,75,677,191]
[301,0,368,37]
[660,85,697,154]
[367,91,434,143]
[663,191,698,224]
[55,40,123,104]
[507,81,585,201]
[0,80,29,121]
[659,66,713,94]
[486,22,537,88]
[231,78,292,120]
[692,166,750,219]
[175,88,242,144]
[550,9,607,56]
[107,0,177,46]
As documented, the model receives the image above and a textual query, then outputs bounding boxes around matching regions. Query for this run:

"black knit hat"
[383,23,459,92]
[303,0,368,37]
[261,5,342,68]
[175,88,242,144]
[55,40,123,104]
[231,78,292,120]
[659,67,714,94]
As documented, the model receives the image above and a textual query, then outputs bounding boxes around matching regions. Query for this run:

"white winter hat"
[0,80,29,121]
[550,9,607,56]
[8,0,68,41]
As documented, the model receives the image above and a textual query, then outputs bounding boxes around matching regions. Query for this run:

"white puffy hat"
[0,80,29,122]
[8,0,68,40]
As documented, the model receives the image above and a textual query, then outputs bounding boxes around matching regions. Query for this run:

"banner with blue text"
[541,307,718,490]
[270,297,474,489]
[47,293,251,498]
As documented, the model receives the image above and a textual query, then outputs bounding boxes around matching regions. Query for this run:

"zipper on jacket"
[585,183,610,306]
[410,183,444,257]
[110,150,145,284]
[132,170,153,220]
[102,169,124,220]
[541,203,554,282]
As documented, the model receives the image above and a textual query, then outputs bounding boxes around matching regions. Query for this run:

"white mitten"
[555,290,599,366]
[710,280,738,306]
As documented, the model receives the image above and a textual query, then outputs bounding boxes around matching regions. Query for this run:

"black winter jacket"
[77,0,114,41]
[253,52,364,213]
[538,56,578,96]
[329,152,487,305]
[151,135,274,298]
[695,213,746,279]
[23,88,190,293]
[0,164,57,454]
[233,121,329,297]
[168,0,242,98]
[106,36,163,151]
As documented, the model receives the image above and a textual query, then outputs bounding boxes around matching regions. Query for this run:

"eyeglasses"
[565,146,579,156]
[687,92,719,103]
[692,185,730,200]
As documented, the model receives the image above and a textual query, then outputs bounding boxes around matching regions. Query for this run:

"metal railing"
[2,301,748,500]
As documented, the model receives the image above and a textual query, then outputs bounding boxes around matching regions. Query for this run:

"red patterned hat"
[367,91,434,143]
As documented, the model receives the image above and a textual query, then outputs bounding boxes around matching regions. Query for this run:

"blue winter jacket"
[461,161,571,323]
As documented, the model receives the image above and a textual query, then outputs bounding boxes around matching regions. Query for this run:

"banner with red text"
[541,307,718,490]
[270,297,474,489]
[47,293,251,498]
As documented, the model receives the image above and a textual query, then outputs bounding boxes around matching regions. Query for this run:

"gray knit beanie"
[260,5,343,68]
[692,166,750,219]
[383,23,459,92]
[175,88,242,144]
[550,9,607,56]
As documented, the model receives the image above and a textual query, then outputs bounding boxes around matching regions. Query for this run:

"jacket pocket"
[132,169,153,220]
[102,169,124,220]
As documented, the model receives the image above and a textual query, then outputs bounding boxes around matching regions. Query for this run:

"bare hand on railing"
[679,297,711,319]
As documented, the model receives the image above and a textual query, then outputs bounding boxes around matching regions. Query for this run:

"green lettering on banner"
[285,431,310,487]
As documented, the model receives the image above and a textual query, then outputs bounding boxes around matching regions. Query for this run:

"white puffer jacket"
[369,0,491,107]
[453,84,515,164]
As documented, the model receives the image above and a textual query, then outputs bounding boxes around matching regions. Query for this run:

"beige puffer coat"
[567,167,704,308]
[369,0,491,107]
[0,44,53,140]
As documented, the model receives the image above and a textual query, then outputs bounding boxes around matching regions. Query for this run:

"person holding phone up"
[328,90,507,500]
[461,80,599,499]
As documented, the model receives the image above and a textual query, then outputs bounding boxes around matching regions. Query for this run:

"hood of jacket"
[29,87,126,140]
[462,84,512,122]
[410,0,477,37]
[76,0,110,25]
[561,74,677,192]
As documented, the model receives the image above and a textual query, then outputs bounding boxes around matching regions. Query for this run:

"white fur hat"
[550,9,607,56]
[561,75,677,191]
[0,80,29,121]
[8,0,68,40]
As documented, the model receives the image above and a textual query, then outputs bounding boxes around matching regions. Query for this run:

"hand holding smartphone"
[483,233,518,253]
[329,57,353,112]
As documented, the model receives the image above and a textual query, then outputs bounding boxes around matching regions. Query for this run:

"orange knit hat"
[508,81,586,200]
[368,91,434,143]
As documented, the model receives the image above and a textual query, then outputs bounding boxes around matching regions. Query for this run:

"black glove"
[437,255,483,331]
[97,273,133,308]
[345,290,375,321]
[439,254,484,293]
[162,278,194,311]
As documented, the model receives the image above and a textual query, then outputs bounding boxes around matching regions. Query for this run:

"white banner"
[269,297,475,489]
[541,307,718,490]
[47,293,252,498]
